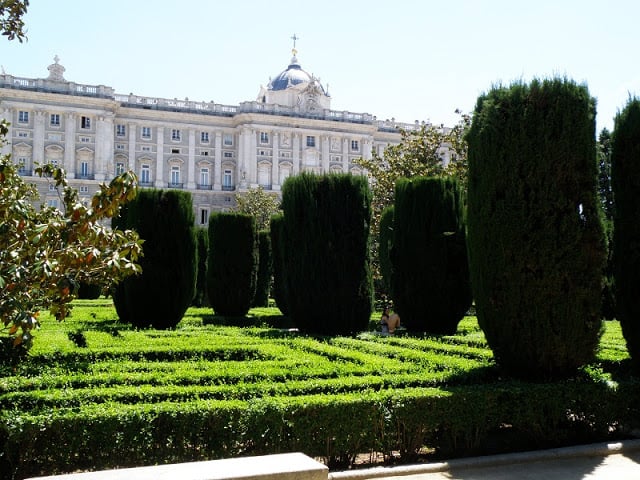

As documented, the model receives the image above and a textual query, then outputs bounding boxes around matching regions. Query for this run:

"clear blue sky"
[1,0,638,133]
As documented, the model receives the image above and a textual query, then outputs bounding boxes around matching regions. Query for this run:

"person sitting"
[380,308,390,334]
[387,311,401,334]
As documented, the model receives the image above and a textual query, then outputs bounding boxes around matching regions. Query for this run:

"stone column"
[214,131,222,190]
[155,127,165,187]
[64,113,76,177]
[249,129,257,187]
[128,123,136,171]
[342,137,349,173]
[1,108,12,156]
[271,132,279,189]
[321,135,330,173]
[363,137,373,161]
[293,134,300,174]
[95,114,114,181]
[187,129,196,189]
[33,110,45,166]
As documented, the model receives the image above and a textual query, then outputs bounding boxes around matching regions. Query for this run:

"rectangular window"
[140,164,150,184]
[351,140,359,151]
[306,136,316,147]
[80,161,89,178]
[116,144,125,150]
[200,168,209,186]
[141,146,151,152]
[200,208,209,225]
[141,127,151,139]
[17,131,28,138]
[201,150,209,156]
[48,183,56,192]
[201,131,209,143]
[171,165,181,185]
[223,169,232,188]
[115,162,125,175]
[171,148,180,154]
[260,132,269,144]
[80,136,91,143]
[18,111,29,123]
[116,124,126,137]
[81,116,91,129]
[171,129,181,141]
[223,151,233,158]
[223,134,233,146]
[50,113,60,126]
[47,198,59,209]
[80,186,89,193]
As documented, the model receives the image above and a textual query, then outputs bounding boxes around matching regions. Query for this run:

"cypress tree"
[378,205,394,299]
[281,172,372,335]
[611,98,640,364]
[192,227,209,307]
[252,230,272,307]
[207,212,258,317]
[392,176,471,334]
[269,214,289,316]
[112,189,197,329]
[465,78,606,379]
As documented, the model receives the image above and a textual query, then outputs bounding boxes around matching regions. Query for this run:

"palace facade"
[0,49,441,226]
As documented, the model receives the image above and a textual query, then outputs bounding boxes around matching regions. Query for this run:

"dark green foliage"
[281,173,372,335]
[252,230,272,307]
[192,227,209,307]
[207,212,258,317]
[465,78,606,379]
[378,205,394,298]
[112,189,197,329]
[598,128,616,320]
[392,177,472,334]
[77,282,101,300]
[269,214,289,316]
[612,98,640,363]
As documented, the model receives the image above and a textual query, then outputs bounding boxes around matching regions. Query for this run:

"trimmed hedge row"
[3,381,640,479]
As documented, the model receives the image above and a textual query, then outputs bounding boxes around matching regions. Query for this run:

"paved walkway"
[329,440,640,480]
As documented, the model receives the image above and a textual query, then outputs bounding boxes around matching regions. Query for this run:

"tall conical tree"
[281,173,372,335]
[465,78,606,379]
[392,176,471,334]
[207,212,258,317]
[612,97,640,365]
[270,214,289,316]
[112,189,197,329]
[252,230,272,307]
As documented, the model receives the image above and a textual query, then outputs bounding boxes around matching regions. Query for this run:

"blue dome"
[269,62,313,90]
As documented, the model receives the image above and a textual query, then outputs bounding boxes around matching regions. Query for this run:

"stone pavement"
[329,440,640,480]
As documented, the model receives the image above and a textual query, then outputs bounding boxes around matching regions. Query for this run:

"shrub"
[465,78,606,379]
[378,205,394,299]
[392,177,472,334]
[77,282,101,300]
[281,173,372,335]
[112,189,197,329]
[612,97,640,364]
[192,227,209,307]
[207,212,258,317]
[252,230,272,308]
[269,214,289,316]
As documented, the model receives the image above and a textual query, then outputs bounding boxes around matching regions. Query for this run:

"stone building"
[0,49,441,226]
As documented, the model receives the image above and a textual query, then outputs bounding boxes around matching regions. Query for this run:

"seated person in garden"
[387,311,401,334]
[380,308,390,333]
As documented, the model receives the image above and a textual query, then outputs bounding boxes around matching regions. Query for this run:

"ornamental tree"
[0,120,143,353]
[235,185,281,231]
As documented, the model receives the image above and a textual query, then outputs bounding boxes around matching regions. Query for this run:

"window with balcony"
[223,169,233,190]
[140,164,151,185]
[115,162,125,175]
[200,168,210,187]
[170,165,181,187]
[80,161,90,178]
[200,208,209,225]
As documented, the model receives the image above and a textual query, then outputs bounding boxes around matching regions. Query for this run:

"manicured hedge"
[466,78,606,379]
[252,230,272,308]
[269,214,289,316]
